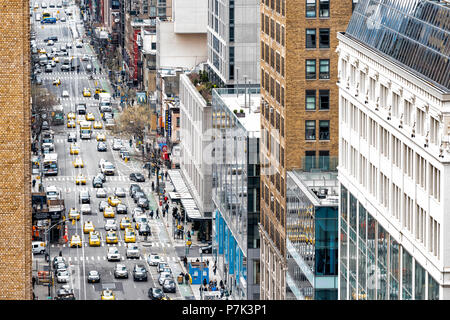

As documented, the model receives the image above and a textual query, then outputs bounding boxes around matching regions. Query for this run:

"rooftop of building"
[347,0,450,92]
[214,87,261,136]
[187,71,216,104]
[288,170,339,207]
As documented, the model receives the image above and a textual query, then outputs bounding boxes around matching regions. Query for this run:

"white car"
[147,253,163,266]
[96,188,107,198]
[81,54,90,61]
[112,139,122,150]
[126,244,140,259]
[80,204,91,215]
[47,40,54,46]
[104,219,117,231]
[66,42,72,49]
[62,90,69,97]
[60,16,66,22]
[107,247,120,261]
[56,270,70,283]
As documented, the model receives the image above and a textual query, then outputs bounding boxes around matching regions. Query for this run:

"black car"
[133,264,148,281]
[116,204,128,215]
[138,223,151,236]
[67,132,77,142]
[87,270,100,283]
[92,176,103,188]
[130,172,145,182]
[98,200,108,212]
[148,288,164,300]
[200,245,212,254]
[137,197,149,209]
[79,190,90,203]
[97,142,107,152]
[45,36,58,42]
[76,104,86,115]
[96,172,106,182]
[102,112,113,121]
[129,184,142,197]
[162,279,176,293]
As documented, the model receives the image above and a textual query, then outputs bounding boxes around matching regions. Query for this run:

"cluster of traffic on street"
[30,0,184,301]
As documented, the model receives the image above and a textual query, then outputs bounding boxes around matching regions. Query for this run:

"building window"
[276,23,281,43]
[306,90,316,110]
[319,120,330,140]
[306,59,316,80]
[319,59,330,79]
[281,26,285,46]
[276,52,280,73]
[319,0,330,17]
[306,29,316,48]
[319,150,330,170]
[319,90,330,110]
[305,151,316,171]
[306,0,316,18]
[305,120,316,140]
[319,28,330,48]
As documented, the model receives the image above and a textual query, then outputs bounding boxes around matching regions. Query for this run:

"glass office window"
[415,262,426,300]
[366,212,376,300]
[389,238,399,300]
[341,185,348,222]
[349,231,357,300]
[377,225,388,300]
[306,0,316,18]
[305,90,316,110]
[319,120,330,140]
[305,120,316,140]
[349,193,357,232]
[319,0,330,17]
[319,90,330,110]
[319,28,330,48]
[306,59,316,79]
[428,275,439,300]
[319,59,330,79]
[340,266,348,300]
[402,249,413,300]
[318,150,329,170]
[315,207,338,276]
[306,29,316,48]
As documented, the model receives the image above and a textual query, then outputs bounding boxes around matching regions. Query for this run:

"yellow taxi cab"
[70,234,82,248]
[73,156,84,168]
[53,57,60,63]
[101,289,115,300]
[83,220,95,234]
[67,112,76,120]
[89,231,101,247]
[68,208,80,221]
[107,196,121,207]
[124,228,136,243]
[161,296,171,300]
[67,120,76,128]
[86,112,95,121]
[106,230,118,244]
[120,217,131,230]
[95,88,107,94]
[83,88,91,97]
[70,143,80,155]
[93,121,103,129]
[96,133,106,141]
[75,174,87,185]
[39,48,47,54]
[103,206,115,218]
[52,78,61,86]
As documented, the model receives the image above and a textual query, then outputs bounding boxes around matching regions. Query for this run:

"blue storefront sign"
[136,91,147,104]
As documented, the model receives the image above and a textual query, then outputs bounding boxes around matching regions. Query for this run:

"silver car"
[126,244,140,259]
[114,187,126,198]
[80,204,91,215]
[147,253,163,266]
[107,247,120,261]
[96,188,107,198]
[158,272,173,286]
[114,264,128,278]
[104,219,117,231]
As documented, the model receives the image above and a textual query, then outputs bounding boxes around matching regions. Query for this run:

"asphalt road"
[32,1,186,300]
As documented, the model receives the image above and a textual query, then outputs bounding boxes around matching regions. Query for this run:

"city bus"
[50,105,64,125]
[41,17,56,24]
[79,121,92,139]
[43,153,58,175]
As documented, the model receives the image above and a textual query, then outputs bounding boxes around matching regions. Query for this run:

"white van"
[32,241,46,254]
[35,13,41,21]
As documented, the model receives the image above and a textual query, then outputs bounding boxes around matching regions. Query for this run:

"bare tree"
[31,84,59,117]
[113,105,152,141]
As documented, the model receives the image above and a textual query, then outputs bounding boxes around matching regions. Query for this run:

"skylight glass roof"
[346,0,450,91]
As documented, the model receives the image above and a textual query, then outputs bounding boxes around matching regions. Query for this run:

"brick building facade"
[0,1,32,299]
[259,0,353,299]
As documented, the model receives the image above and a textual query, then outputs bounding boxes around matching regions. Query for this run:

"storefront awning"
[167,169,189,193]
[181,199,202,220]
[168,192,192,200]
